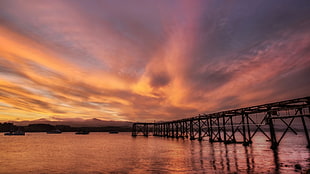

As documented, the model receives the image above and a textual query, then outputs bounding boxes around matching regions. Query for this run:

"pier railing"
[132,96,310,149]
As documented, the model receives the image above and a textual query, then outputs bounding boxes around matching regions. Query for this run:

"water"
[0,132,309,174]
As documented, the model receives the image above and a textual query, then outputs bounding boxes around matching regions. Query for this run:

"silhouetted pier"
[132,96,310,149]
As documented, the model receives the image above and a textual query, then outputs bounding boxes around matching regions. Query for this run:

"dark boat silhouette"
[75,131,90,135]
[4,130,25,136]
[109,131,119,134]
[47,129,62,134]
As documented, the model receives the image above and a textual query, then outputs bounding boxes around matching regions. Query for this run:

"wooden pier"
[132,96,310,149]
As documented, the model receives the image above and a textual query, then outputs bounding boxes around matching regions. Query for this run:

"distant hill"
[12,118,133,127]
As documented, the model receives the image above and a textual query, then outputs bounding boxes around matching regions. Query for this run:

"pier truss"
[132,96,310,149]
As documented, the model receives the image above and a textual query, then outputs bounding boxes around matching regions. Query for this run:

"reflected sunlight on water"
[0,132,309,173]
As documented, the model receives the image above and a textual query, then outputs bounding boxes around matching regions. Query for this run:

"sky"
[0,0,309,123]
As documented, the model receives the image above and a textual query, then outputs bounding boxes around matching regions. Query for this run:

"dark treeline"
[0,123,131,132]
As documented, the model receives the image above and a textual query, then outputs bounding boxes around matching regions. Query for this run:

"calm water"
[0,132,309,174]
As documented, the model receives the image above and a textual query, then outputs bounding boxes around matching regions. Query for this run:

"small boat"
[75,131,90,135]
[4,131,25,136]
[47,129,62,134]
[109,131,119,134]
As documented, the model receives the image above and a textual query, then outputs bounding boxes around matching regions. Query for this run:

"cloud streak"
[0,0,309,122]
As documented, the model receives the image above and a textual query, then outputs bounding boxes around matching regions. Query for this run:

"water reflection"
[232,144,239,172]
[199,142,204,171]
[224,144,231,172]
[188,140,310,173]
[273,149,280,174]
[209,143,216,171]
[218,143,225,171]
[190,142,258,173]
[0,133,309,173]
[189,141,202,172]
[244,145,255,173]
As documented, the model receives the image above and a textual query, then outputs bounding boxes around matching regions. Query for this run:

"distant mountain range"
[12,118,133,127]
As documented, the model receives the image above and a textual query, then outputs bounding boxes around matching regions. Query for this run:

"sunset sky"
[0,0,309,123]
